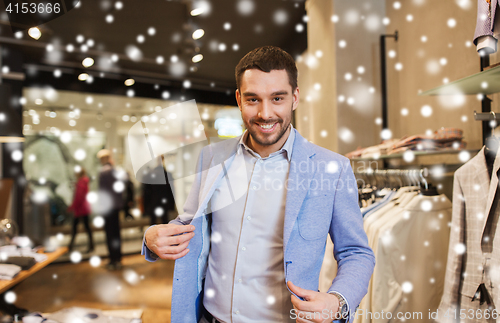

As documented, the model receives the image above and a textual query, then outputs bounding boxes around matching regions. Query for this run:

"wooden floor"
[12,254,175,323]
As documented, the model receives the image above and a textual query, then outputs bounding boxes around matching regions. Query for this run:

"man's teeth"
[260,123,275,129]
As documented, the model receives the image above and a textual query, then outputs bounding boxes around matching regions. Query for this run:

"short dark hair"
[235,46,298,91]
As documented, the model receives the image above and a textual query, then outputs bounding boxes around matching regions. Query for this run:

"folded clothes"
[0,264,22,280]
[345,147,365,159]
[346,128,466,158]
[1,256,36,270]
[0,245,48,263]
[434,127,463,142]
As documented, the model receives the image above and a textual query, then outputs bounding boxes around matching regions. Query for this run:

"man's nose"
[257,101,273,120]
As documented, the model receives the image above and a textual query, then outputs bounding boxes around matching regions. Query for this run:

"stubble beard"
[246,104,293,147]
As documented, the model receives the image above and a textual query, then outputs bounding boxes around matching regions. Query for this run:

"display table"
[0,247,67,294]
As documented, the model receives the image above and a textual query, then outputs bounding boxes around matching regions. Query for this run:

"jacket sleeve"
[142,147,207,261]
[327,159,376,322]
[436,172,465,321]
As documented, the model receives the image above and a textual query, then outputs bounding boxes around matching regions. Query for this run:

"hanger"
[419,169,439,196]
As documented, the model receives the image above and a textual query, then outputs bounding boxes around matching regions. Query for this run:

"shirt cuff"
[477,35,497,53]
[141,225,159,262]
[328,291,350,322]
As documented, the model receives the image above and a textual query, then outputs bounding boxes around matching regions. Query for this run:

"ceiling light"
[82,57,94,68]
[192,29,205,40]
[28,27,41,40]
[35,99,43,105]
[78,73,89,81]
[190,8,204,16]
[192,54,203,63]
[124,78,135,86]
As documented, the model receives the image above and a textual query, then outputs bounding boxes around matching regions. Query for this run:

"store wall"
[297,0,338,152]
[385,0,500,150]
[300,0,387,155]
[333,0,387,155]
[301,0,500,155]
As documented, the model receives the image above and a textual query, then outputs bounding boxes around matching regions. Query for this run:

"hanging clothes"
[354,186,452,323]
[474,0,500,53]
[371,194,451,323]
[437,146,500,323]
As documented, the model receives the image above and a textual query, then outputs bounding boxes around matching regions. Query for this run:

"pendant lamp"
[0,84,24,143]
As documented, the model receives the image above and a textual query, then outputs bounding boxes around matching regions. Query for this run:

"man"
[143,46,375,322]
[97,149,123,270]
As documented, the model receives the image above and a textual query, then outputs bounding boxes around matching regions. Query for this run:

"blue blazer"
[163,129,374,322]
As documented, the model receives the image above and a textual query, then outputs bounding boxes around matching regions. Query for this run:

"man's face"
[100,156,109,165]
[236,69,299,153]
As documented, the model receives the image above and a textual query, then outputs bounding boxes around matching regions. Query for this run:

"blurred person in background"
[123,171,135,220]
[97,149,123,270]
[68,167,94,253]
[142,155,176,225]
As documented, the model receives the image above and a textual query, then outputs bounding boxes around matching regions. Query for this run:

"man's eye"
[248,98,258,102]
[273,97,283,102]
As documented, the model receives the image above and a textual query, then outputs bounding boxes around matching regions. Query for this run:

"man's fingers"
[169,224,195,235]
[165,231,195,245]
[291,294,302,308]
[288,281,316,304]
[291,295,318,312]
[160,240,190,255]
[160,248,190,260]
[290,294,320,313]
[288,281,311,299]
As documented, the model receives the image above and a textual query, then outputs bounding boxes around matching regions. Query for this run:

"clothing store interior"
[0,0,499,322]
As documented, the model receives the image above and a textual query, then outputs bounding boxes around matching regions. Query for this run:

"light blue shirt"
[203,126,296,323]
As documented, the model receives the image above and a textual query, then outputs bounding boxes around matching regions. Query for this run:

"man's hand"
[145,224,195,260]
[288,281,340,323]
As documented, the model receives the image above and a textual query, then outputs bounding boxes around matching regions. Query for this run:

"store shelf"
[350,149,479,161]
[420,64,500,96]
[350,149,480,170]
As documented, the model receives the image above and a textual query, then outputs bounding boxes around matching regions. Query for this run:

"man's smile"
[257,122,278,132]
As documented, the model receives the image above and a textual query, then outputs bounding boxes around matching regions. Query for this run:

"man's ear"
[235,89,242,111]
[292,87,299,111]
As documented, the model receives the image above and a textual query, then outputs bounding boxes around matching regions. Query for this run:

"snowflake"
[70,251,82,263]
[401,281,413,293]
[454,243,466,255]
[90,256,101,267]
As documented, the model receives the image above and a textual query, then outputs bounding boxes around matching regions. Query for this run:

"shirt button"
[259,159,263,163]
[252,186,257,190]
[235,310,240,315]
[242,247,246,251]
[247,216,251,220]
[238,279,242,283]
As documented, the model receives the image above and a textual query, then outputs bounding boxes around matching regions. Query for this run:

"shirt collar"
[238,124,295,161]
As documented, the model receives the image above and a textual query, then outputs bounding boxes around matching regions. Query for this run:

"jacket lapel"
[197,137,241,215]
[283,131,316,252]
[481,146,500,234]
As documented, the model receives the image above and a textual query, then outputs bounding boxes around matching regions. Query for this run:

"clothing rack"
[475,111,499,144]
[354,168,429,189]
[474,110,499,121]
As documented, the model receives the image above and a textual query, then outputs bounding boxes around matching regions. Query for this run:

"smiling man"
[143,46,375,323]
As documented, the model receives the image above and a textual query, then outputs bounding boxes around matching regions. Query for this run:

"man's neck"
[246,125,291,158]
